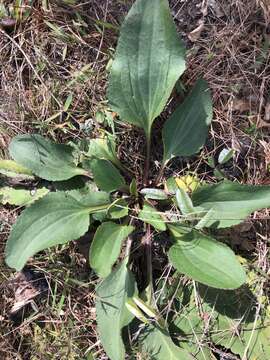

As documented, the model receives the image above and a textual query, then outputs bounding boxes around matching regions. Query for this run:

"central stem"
[142,224,153,302]
[143,132,151,186]
[155,160,166,186]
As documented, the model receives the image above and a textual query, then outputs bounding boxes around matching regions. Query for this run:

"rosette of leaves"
[3,0,270,359]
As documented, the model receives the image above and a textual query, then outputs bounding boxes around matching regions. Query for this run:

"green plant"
[2,0,270,358]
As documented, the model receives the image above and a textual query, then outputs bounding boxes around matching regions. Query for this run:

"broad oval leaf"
[162,79,213,163]
[141,325,193,359]
[90,159,126,192]
[192,181,270,228]
[5,192,111,270]
[90,222,134,278]
[96,260,137,360]
[138,203,167,231]
[168,225,246,289]
[9,134,87,181]
[107,0,186,137]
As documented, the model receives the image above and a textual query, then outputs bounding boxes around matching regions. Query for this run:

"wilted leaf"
[188,21,205,42]
[162,79,212,163]
[9,134,87,181]
[96,260,137,360]
[107,0,185,138]
[168,225,246,289]
[90,222,134,278]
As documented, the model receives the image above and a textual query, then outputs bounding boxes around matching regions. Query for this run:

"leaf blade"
[9,134,87,181]
[138,203,167,231]
[0,187,49,206]
[141,325,193,359]
[90,159,126,192]
[5,192,111,270]
[96,260,137,360]
[162,79,212,162]
[168,225,246,289]
[192,181,270,228]
[108,0,185,136]
[90,222,134,278]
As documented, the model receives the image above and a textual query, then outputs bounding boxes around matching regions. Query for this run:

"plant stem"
[143,133,151,186]
[155,161,166,186]
[125,218,134,258]
[142,224,153,302]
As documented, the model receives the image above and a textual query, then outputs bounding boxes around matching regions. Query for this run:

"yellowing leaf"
[175,174,200,193]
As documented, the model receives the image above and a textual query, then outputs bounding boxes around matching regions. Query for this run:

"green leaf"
[107,0,185,137]
[218,148,234,165]
[9,134,87,181]
[87,136,121,168]
[173,282,258,353]
[166,177,178,194]
[108,198,129,219]
[192,181,270,228]
[90,222,134,278]
[168,225,246,289]
[5,192,111,271]
[175,188,195,216]
[162,79,212,163]
[63,93,73,111]
[90,159,126,192]
[0,187,49,206]
[141,325,192,359]
[138,203,167,231]
[129,178,138,198]
[0,159,33,176]
[0,159,34,179]
[197,285,269,360]
[173,300,216,360]
[141,188,168,200]
[213,318,270,359]
[96,260,137,360]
